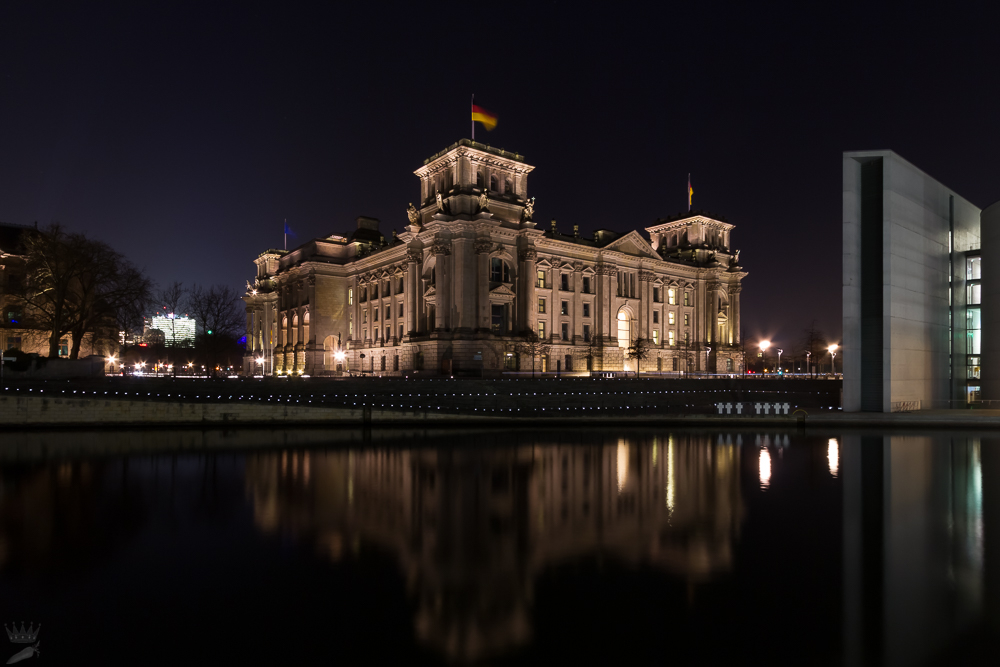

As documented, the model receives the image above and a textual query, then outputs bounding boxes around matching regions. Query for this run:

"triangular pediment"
[424,285,436,297]
[490,284,516,296]
[604,231,660,259]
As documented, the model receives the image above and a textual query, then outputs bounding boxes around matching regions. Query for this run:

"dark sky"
[2,2,998,350]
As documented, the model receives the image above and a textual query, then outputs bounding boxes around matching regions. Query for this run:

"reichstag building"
[242,140,747,376]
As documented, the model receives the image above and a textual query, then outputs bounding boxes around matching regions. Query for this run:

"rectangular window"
[653,311,659,324]
[668,311,675,325]
[583,303,590,318]
[684,332,690,344]
[562,322,569,341]
[668,331,675,346]
[349,320,353,335]
[968,256,982,280]
[537,270,546,288]
[373,308,378,322]
[968,283,982,305]
[363,311,368,324]
[583,324,591,342]
[538,321,546,339]
[684,292,690,306]
[653,329,659,345]
[373,284,379,299]
[583,276,591,294]
[6,336,21,350]
[363,328,367,340]
[561,274,569,291]
[672,358,678,371]
[538,298,546,314]
[385,325,390,341]
[492,304,505,333]
[668,289,676,305]
[684,313,689,326]
[653,287,660,303]
[349,288,353,305]
[399,324,403,340]
[385,305,391,320]
[398,301,404,316]
[561,301,568,316]
[398,277,404,293]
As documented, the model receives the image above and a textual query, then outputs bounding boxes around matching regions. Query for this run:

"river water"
[0,428,996,665]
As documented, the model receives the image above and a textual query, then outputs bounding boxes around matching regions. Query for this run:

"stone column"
[731,285,741,345]
[596,264,614,343]
[453,236,472,332]
[475,239,492,331]
[518,247,537,334]
[573,264,583,342]
[639,271,654,341]
[406,250,420,336]
[433,241,451,331]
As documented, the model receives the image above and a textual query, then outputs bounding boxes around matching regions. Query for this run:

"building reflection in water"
[244,433,743,662]
[842,435,987,667]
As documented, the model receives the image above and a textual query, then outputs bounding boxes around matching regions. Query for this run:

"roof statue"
[406,203,420,225]
[522,196,535,222]
[435,191,445,213]
[478,190,490,213]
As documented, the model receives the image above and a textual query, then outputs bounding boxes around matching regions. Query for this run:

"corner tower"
[413,140,536,225]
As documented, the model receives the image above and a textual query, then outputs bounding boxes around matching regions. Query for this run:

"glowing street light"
[828,344,838,375]
[759,340,770,375]
[777,348,783,375]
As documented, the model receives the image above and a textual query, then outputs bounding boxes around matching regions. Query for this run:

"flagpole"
[471,94,475,141]
[284,219,287,251]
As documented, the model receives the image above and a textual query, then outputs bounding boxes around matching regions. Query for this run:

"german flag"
[472,104,497,131]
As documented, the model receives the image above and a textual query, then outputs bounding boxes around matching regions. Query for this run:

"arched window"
[477,171,484,189]
[504,177,513,195]
[490,174,499,191]
[490,257,511,282]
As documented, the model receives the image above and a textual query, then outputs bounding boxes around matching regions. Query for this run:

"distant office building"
[150,315,196,347]
[243,139,748,376]
[843,151,983,411]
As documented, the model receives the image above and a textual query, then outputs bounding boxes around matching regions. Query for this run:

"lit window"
[668,289,676,305]
[653,329,659,345]
[538,298,546,314]
[684,313,689,326]
[538,321,546,339]
[668,311,675,325]
[668,331,675,346]
[349,288,353,305]
[537,270,546,288]
[684,292,690,306]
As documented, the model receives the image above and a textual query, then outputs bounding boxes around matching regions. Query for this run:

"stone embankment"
[0,376,842,428]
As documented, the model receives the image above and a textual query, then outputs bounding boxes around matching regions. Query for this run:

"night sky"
[3,2,999,350]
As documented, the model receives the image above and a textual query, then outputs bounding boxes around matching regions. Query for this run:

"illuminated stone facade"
[243,140,747,376]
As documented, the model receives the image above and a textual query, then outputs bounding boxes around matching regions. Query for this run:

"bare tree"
[625,337,652,376]
[802,321,827,378]
[20,224,152,358]
[515,331,550,378]
[155,281,188,345]
[187,284,245,376]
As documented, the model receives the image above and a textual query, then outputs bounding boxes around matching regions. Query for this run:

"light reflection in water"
[827,438,839,478]
[759,448,771,489]
[617,439,628,492]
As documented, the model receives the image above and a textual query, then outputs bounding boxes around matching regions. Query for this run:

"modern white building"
[149,315,196,347]
[843,150,981,411]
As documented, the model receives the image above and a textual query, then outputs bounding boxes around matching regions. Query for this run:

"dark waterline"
[0,428,996,665]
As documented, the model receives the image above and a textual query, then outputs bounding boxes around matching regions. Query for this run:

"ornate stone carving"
[478,190,490,213]
[521,196,535,222]
[432,241,452,256]
[435,191,446,214]
[305,275,316,287]
[406,249,422,263]
[596,264,617,276]
[638,271,655,282]
[406,203,420,225]
[474,239,493,254]
[519,248,538,262]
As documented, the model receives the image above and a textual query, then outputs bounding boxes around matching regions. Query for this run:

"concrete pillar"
[475,239,492,331]
[453,237,472,331]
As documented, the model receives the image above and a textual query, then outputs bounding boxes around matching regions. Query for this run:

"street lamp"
[759,340,770,375]
[828,344,838,375]
[777,348,783,375]
[806,351,811,378]
[256,356,266,377]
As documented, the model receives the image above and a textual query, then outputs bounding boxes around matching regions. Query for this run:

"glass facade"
[966,254,982,403]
